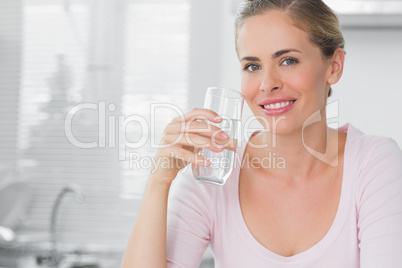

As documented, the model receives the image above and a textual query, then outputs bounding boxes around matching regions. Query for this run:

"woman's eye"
[282,58,298,66]
[245,64,260,72]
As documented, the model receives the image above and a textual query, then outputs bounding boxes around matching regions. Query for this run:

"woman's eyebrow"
[240,49,301,62]
[240,56,260,62]
[272,49,301,58]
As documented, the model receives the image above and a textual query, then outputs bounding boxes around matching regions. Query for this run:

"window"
[14,0,189,252]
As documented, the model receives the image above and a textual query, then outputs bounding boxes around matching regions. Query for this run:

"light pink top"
[166,124,402,267]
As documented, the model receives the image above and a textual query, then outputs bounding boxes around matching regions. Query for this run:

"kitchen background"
[0,0,401,267]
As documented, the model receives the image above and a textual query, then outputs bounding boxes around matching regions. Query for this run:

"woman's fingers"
[161,133,225,152]
[158,145,211,167]
[164,120,228,140]
[215,137,237,152]
[171,108,222,123]
[151,108,234,181]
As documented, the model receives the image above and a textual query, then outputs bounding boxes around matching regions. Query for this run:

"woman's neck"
[256,121,344,180]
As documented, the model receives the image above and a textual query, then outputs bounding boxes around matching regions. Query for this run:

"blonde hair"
[235,0,345,96]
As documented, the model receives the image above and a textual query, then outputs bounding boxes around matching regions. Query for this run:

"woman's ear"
[327,48,345,85]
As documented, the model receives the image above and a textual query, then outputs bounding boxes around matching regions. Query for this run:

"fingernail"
[204,160,211,166]
[216,144,224,149]
[212,116,222,121]
[220,132,229,139]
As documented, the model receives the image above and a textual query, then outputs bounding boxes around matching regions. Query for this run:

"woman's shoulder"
[343,123,401,159]
[342,124,402,188]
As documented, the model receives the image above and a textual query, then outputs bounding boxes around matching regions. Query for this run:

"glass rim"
[206,87,245,100]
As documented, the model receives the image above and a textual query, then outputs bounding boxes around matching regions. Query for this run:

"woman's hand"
[122,108,231,268]
[150,108,230,184]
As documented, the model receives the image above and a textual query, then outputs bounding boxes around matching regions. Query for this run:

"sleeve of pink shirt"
[356,138,402,267]
[166,166,215,268]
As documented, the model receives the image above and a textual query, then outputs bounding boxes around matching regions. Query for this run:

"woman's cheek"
[241,76,259,96]
[240,78,249,98]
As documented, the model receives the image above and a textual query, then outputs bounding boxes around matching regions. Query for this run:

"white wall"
[335,27,402,147]
[215,8,402,147]
[188,0,225,109]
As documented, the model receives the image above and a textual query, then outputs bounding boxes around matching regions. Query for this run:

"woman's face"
[237,10,334,135]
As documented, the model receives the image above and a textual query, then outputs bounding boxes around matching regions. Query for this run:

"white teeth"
[263,100,294,110]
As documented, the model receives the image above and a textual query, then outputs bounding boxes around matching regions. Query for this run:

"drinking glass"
[192,87,244,186]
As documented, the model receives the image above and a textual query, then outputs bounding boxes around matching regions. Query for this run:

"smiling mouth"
[260,100,296,110]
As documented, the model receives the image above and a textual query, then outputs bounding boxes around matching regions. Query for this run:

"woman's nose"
[260,68,282,93]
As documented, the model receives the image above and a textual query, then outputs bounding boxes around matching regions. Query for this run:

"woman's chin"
[255,118,301,137]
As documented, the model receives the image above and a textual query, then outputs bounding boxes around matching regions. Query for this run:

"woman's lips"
[260,100,296,116]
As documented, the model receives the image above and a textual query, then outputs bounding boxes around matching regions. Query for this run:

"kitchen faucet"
[37,184,84,267]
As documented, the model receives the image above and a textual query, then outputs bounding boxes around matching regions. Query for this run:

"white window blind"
[0,0,22,168]
[14,0,189,252]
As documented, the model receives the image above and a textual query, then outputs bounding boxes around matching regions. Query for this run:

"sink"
[36,251,100,268]
[0,243,123,268]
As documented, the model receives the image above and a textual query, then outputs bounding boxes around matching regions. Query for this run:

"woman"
[122,0,402,267]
